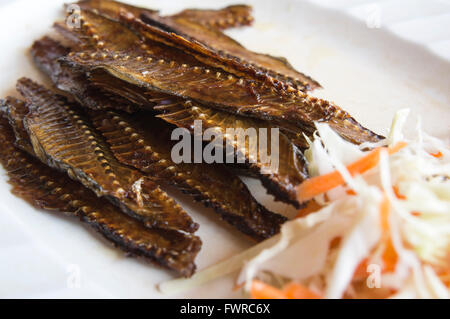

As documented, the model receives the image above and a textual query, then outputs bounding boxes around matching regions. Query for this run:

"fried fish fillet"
[76,0,317,91]
[17,78,198,234]
[31,36,308,207]
[0,97,34,153]
[0,115,201,277]
[56,8,382,145]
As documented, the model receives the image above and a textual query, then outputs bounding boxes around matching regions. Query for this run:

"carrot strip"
[283,283,321,299]
[392,186,406,200]
[296,142,407,203]
[353,257,370,280]
[379,195,391,232]
[379,195,398,273]
[430,151,443,158]
[296,200,322,218]
[250,280,286,299]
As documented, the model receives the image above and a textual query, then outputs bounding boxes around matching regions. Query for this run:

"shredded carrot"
[283,283,321,299]
[353,258,370,280]
[379,195,398,273]
[296,200,322,218]
[296,142,408,203]
[346,189,357,196]
[250,280,286,299]
[430,151,443,158]
[392,186,406,200]
[411,211,421,217]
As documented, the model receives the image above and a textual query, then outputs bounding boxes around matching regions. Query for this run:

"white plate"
[0,0,449,298]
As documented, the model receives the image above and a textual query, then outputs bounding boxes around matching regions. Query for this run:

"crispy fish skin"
[17,78,198,234]
[59,9,382,145]
[155,100,308,207]
[32,36,314,151]
[90,109,287,240]
[76,0,158,20]
[30,38,304,208]
[0,97,34,153]
[133,12,321,92]
[169,5,254,30]
[0,116,201,277]
[31,36,140,113]
[77,0,319,92]
[77,0,253,30]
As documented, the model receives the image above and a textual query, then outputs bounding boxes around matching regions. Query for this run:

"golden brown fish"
[90,109,288,240]
[57,8,382,146]
[0,116,201,277]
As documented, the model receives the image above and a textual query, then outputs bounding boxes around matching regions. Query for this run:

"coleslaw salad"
[159,110,449,299]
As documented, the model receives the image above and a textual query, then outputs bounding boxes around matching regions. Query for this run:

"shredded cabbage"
[159,110,450,299]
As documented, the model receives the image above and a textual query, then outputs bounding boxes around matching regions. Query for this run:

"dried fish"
[155,100,308,207]
[58,9,382,146]
[0,116,201,277]
[90,109,288,240]
[0,97,33,153]
[30,37,306,207]
[0,1,391,280]
[31,36,142,112]
[77,0,320,92]
[17,78,198,234]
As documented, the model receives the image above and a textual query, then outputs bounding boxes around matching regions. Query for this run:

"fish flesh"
[31,37,308,206]
[0,116,201,277]
[17,78,198,234]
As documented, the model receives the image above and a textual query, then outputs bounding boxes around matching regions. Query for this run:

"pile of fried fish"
[0,0,383,277]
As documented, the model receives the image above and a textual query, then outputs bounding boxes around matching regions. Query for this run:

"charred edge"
[260,175,301,209]
[84,216,201,277]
